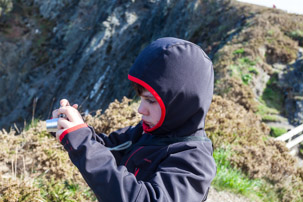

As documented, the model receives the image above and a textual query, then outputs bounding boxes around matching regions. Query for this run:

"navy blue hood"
[129,37,214,137]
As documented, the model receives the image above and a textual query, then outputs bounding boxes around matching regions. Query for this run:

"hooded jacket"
[59,37,216,202]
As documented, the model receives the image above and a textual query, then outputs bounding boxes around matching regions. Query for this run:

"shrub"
[84,97,141,134]
[233,48,245,55]
[206,95,300,199]
[270,127,287,138]
[0,121,96,201]
[212,148,279,201]
[214,78,258,112]
[0,0,13,17]
[261,73,285,112]
[206,95,269,148]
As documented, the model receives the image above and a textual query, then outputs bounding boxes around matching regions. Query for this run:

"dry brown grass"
[0,97,140,201]
[84,97,141,134]
[206,95,268,147]
[1,96,303,201]
[206,95,301,190]
[215,78,258,112]
[213,5,303,114]
[0,121,93,201]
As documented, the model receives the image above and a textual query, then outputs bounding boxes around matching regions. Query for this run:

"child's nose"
[138,102,148,115]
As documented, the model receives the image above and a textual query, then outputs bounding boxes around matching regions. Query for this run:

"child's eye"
[146,99,156,104]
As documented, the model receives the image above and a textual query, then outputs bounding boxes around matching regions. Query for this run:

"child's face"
[138,90,161,129]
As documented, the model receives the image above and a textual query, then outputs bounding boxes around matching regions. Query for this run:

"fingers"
[52,99,83,141]
[55,116,83,141]
[60,99,78,109]
[52,99,78,118]
[72,104,78,109]
[52,109,59,118]
[60,99,70,107]
[57,106,83,123]
[57,118,72,129]
[60,99,78,108]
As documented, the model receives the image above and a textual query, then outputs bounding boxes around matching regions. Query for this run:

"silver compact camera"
[46,114,67,132]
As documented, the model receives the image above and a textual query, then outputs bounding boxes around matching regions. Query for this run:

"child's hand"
[52,99,84,140]
[52,99,78,118]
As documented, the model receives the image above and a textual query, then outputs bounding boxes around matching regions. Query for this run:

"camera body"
[46,118,59,132]
[45,114,67,132]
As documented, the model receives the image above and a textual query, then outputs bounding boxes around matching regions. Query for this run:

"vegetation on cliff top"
[1,97,303,201]
[1,0,303,201]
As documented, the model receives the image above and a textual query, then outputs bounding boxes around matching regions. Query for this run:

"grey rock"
[281,48,303,125]
[0,0,276,130]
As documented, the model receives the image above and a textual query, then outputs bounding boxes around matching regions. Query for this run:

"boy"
[53,37,216,201]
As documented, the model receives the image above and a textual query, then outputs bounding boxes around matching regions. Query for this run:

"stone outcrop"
[0,0,302,130]
[0,0,248,129]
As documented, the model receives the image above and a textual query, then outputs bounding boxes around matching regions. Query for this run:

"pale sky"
[237,0,303,15]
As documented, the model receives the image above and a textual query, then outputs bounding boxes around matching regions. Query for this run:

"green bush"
[270,127,287,137]
[233,48,245,55]
[212,148,279,201]
[238,57,256,66]
[0,0,13,17]
[241,74,252,85]
[287,30,303,45]
[261,73,285,111]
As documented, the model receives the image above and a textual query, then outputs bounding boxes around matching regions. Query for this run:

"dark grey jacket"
[60,37,216,202]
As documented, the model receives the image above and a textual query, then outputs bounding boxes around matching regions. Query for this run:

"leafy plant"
[241,74,252,85]
[287,29,303,45]
[212,148,279,201]
[0,0,13,17]
[233,48,245,55]
[270,127,287,138]
[261,73,285,112]
[248,67,258,75]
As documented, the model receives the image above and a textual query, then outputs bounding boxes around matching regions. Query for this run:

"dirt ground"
[207,187,251,202]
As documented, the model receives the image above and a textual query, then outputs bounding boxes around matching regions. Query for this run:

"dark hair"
[132,82,146,95]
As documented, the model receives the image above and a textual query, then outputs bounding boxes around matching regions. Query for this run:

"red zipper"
[134,168,140,177]
[124,146,144,166]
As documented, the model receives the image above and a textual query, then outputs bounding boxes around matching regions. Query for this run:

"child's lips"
[142,120,153,128]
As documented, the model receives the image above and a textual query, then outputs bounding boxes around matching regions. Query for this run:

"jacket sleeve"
[60,125,216,202]
[96,122,143,148]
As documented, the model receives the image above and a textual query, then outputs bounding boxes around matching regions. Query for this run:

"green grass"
[238,57,256,66]
[228,64,241,78]
[261,86,284,112]
[260,73,285,115]
[269,126,287,138]
[299,143,303,157]
[0,0,13,16]
[241,74,252,85]
[261,114,281,122]
[24,118,40,131]
[233,48,245,55]
[248,67,258,75]
[287,29,303,41]
[37,178,96,202]
[257,101,283,123]
[257,103,279,116]
[228,56,258,85]
[212,148,279,201]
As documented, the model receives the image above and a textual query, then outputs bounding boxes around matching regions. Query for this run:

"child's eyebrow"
[141,95,155,99]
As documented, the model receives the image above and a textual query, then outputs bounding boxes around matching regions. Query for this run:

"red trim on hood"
[128,74,166,132]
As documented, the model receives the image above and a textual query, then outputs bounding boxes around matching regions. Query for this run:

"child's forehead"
[141,91,154,98]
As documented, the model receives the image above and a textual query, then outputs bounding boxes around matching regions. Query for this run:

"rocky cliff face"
[0,0,302,130]
[0,0,248,129]
[280,48,303,125]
